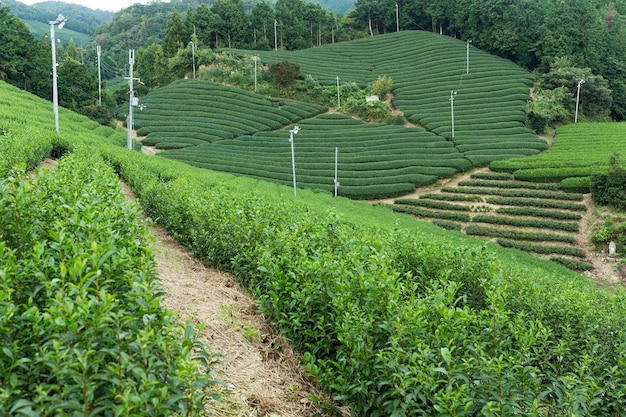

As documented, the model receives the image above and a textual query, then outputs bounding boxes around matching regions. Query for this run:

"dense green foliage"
[591,153,626,210]
[350,0,626,120]
[3,0,114,36]
[490,122,626,187]
[0,82,216,413]
[5,79,626,415]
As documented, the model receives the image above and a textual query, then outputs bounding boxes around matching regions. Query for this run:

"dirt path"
[121,184,331,416]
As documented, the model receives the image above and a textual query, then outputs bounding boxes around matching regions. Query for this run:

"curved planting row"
[162,113,471,199]
[134,79,326,148]
[233,31,545,168]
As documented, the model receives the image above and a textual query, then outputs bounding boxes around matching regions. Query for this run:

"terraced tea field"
[387,170,594,272]
[132,31,549,198]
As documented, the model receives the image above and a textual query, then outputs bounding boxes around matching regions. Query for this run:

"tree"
[275,0,308,50]
[163,11,188,57]
[269,61,300,86]
[136,44,170,89]
[187,4,216,48]
[57,57,99,111]
[539,58,612,121]
[250,1,274,48]
[211,0,248,49]
[0,7,49,96]
[591,153,626,209]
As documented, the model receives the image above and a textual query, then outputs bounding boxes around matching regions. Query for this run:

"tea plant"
[0,152,216,415]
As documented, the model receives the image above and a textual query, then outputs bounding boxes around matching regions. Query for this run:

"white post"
[466,39,472,74]
[575,79,585,123]
[274,20,278,51]
[190,41,196,80]
[97,45,102,105]
[334,147,339,197]
[49,14,65,134]
[254,55,258,92]
[336,76,340,108]
[450,90,457,138]
[128,49,134,150]
[395,3,399,32]
[289,126,300,196]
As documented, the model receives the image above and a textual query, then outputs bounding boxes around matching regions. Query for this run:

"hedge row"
[419,192,483,202]
[394,198,472,211]
[472,214,580,232]
[458,179,562,191]
[550,256,595,272]
[495,206,582,221]
[445,186,583,201]
[465,224,576,243]
[391,204,472,222]
[485,197,587,211]
[496,239,586,258]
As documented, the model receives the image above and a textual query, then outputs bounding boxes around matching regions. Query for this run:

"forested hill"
[2,0,114,35]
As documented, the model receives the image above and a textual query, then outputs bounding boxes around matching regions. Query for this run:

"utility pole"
[575,79,585,123]
[254,55,258,92]
[466,39,472,74]
[97,45,102,105]
[289,126,300,196]
[127,49,135,150]
[450,90,457,138]
[274,20,278,51]
[190,41,196,80]
[49,14,66,134]
[334,147,339,197]
[396,3,399,32]
[126,50,145,150]
[336,76,340,108]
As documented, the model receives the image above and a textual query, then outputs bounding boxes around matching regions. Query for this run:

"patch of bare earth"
[120,184,334,417]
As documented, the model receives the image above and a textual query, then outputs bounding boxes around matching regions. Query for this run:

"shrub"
[269,61,301,86]
[591,153,626,209]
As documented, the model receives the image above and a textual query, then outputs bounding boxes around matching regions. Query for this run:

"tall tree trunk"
[368,11,374,36]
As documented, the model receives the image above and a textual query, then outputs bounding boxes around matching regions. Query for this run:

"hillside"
[4,77,626,414]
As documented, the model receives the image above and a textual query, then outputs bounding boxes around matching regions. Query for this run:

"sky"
[18,0,163,12]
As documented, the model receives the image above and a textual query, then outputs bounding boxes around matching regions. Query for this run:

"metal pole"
[396,3,399,32]
[97,45,102,105]
[575,79,585,123]
[191,41,196,80]
[450,90,457,138]
[466,39,472,74]
[254,55,258,92]
[50,22,59,134]
[334,147,339,197]
[128,49,134,150]
[274,20,278,51]
[289,126,300,196]
[336,76,340,108]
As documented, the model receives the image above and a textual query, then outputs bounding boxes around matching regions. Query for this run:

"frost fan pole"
[127,49,135,150]
[334,147,340,197]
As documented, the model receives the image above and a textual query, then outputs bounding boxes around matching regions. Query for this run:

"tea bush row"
[485,196,587,211]
[0,152,214,415]
[391,204,472,222]
[458,179,562,190]
[419,192,483,202]
[445,186,583,201]
[550,256,595,271]
[495,206,582,221]
[496,239,586,258]
[465,224,576,243]
[394,198,472,211]
[473,214,579,232]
